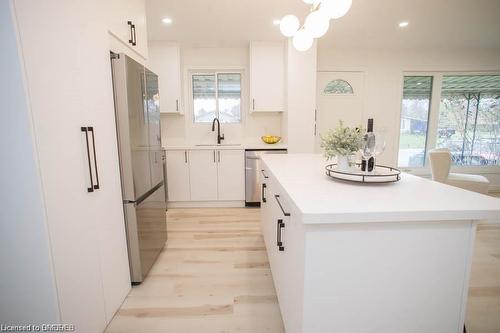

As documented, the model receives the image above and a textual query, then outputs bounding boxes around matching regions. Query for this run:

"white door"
[217,150,245,201]
[315,72,365,152]
[189,150,218,201]
[166,150,191,201]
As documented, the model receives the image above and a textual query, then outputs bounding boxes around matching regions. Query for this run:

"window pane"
[437,75,500,166]
[193,74,216,123]
[398,76,433,167]
[217,73,241,123]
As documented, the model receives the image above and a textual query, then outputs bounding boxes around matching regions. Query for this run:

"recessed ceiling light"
[273,19,281,25]
[162,17,172,24]
[399,21,409,28]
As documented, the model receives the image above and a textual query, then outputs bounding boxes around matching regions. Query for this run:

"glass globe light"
[279,15,300,37]
[320,0,352,19]
[292,29,314,51]
[304,10,330,38]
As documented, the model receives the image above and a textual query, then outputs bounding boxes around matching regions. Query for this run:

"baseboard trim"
[167,201,246,208]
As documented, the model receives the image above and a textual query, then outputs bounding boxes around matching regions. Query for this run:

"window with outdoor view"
[398,76,433,167]
[398,74,500,168]
[436,75,500,166]
[192,72,241,123]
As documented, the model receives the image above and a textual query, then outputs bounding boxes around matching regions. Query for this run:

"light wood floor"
[105,208,500,333]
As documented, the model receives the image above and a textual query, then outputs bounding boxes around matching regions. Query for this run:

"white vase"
[337,155,350,172]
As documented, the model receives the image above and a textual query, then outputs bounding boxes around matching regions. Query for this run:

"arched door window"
[323,79,354,95]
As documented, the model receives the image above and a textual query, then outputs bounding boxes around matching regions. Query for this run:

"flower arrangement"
[320,121,364,160]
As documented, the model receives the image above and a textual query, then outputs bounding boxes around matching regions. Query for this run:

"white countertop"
[262,154,500,224]
[164,141,288,150]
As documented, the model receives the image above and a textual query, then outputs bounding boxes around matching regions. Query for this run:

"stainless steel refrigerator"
[111,53,167,284]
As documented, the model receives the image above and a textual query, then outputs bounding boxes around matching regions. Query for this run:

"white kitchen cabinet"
[166,150,191,201]
[107,0,148,59]
[7,0,131,331]
[189,150,218,201]
[165,148,245,204]
[148,42,183,114]
[217,150,245,200]
[249,41,286,112]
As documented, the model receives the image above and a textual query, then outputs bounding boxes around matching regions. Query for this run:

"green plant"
[320,121,364,160]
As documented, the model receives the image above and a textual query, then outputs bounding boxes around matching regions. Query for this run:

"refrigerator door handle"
[81,127,94,192]
[88,126,100,190]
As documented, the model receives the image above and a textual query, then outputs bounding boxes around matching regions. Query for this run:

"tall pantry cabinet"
[0,0,147,332]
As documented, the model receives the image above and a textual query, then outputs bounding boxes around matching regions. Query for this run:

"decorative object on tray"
[320,121,363,172]
[360,118,386,172]
[261,135,281,144]
[325,163,401,183]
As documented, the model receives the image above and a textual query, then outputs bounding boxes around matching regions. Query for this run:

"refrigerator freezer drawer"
[123,182,167,283]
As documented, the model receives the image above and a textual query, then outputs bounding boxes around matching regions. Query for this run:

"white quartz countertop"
[262,154,500,224]
[164,142,288,150]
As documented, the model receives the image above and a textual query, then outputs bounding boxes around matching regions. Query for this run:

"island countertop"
[261,153,500,224]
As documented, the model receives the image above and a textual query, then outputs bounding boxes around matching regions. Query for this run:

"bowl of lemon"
[261,135,281,144]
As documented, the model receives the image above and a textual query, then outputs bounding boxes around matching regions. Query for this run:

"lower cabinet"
[166,150,190,201]
[166,149,245,202]
[189,150,218,201]
[217,150,245,201]
[260,168,305,333]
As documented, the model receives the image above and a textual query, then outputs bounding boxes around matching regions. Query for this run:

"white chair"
[428,148,490,194]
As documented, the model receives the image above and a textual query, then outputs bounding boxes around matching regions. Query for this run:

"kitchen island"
[260,154,500,333]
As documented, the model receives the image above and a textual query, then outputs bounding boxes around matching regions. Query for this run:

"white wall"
[286,41,317,153]
[152,44,282,146]
[317,46,500,188]
[0,0,60,324]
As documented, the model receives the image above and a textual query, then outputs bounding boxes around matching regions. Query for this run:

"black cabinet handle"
[277,219,285,251]
[261,183,267,203]
[184,151,188,163]
[88,127,100,190]
[131,24,137,46]
[261,169,269,179]
[127,21,133,44]
[274,195,290,216]
[81,127,94,192]
[176,99,179,111]
[252,98,255,110]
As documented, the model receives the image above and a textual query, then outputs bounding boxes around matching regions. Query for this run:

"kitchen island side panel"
[302,220,475,333]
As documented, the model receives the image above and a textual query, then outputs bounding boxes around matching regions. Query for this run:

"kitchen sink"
[195,143,242,147]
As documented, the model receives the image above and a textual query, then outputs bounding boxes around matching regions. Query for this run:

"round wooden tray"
[325,163,401,183]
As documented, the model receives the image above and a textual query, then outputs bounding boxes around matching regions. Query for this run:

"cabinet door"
[217,150,245,201]
[166,150,190,201]
[107,0,148,59]
[250,41,285,112]
[14,0,131,330]
[148,42,183,114]
[189,150,218,201]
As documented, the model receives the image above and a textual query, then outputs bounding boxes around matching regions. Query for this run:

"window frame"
[398,71,500,174]
[189,69,244,124]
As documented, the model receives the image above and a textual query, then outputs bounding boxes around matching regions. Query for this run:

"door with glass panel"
[315,72,365,152]
[398,76,434,168]
[436,75,500,166]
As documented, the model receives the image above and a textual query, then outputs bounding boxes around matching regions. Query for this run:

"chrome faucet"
[211,117,224,144]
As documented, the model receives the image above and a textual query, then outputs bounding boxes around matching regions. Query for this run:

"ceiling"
[146,0,500,50]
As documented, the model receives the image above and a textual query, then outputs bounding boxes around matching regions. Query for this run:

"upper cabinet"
[249,41,286,113]
[147,42,183,114]
[107,0,148,59]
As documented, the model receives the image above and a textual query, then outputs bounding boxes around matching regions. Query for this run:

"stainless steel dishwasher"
[245,149,287,206]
